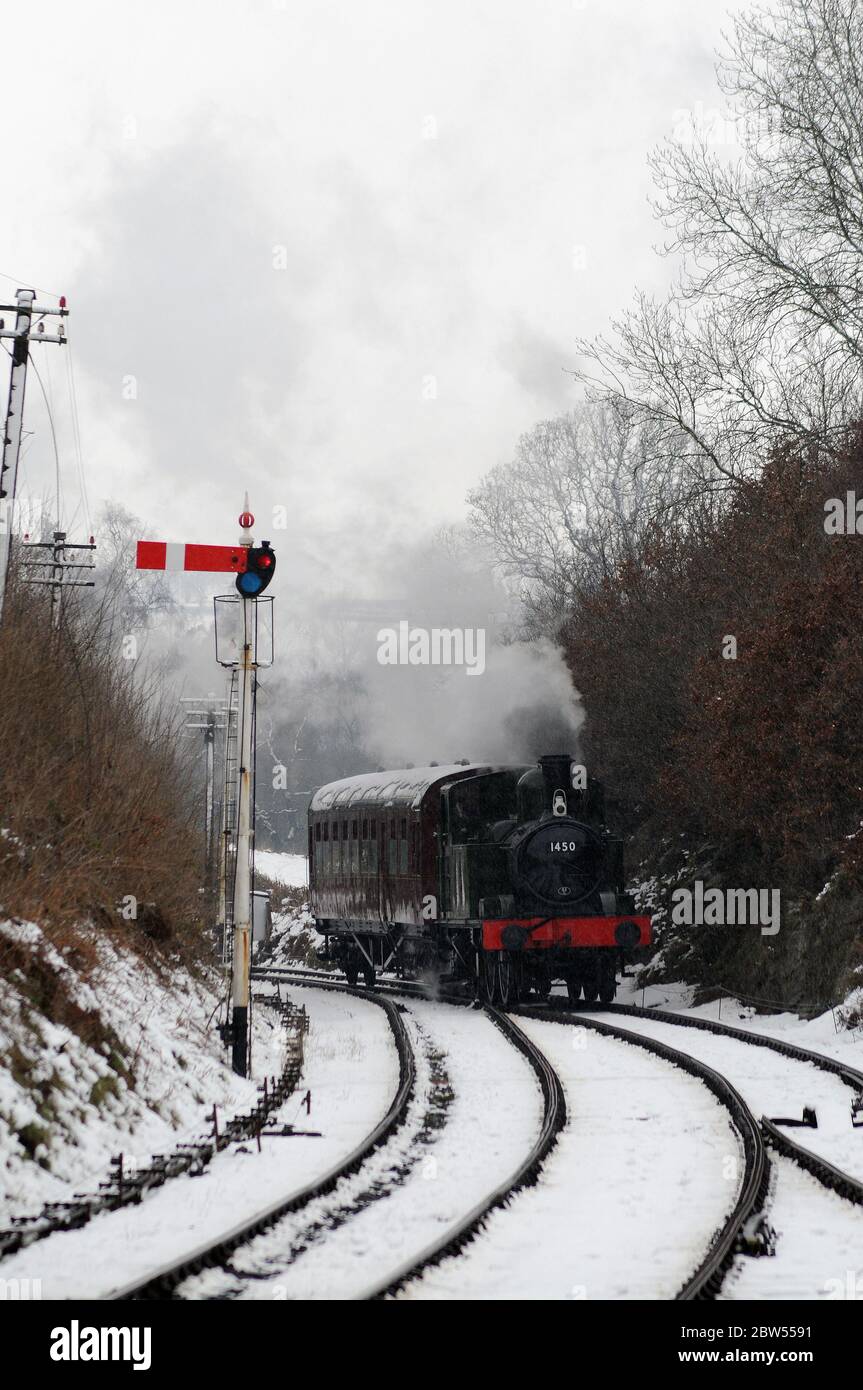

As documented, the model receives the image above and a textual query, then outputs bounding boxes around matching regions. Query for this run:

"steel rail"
[113,978,415,1299]
[510,1003,771,1299]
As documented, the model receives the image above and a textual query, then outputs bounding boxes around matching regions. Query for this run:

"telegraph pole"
[0,290,68,622]
[21,530,96,626]
[182,694,229,884]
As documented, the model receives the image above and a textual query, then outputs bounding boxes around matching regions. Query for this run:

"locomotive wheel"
[345,962,359,987]
[566,975,582,1004]
[580,959,600,1004]
[497,952,517,1008]
[532,963,552,1001]
[598,952,617,1004]
[362,960,376,988]
[480,950,499,1005]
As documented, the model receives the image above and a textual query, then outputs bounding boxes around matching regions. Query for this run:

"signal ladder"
[217,668,240,966]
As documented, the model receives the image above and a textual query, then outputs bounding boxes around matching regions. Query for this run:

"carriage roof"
[309,764,491,814]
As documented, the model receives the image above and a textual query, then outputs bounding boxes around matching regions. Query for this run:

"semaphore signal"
[136,540,250,574]
[136,498,276,1077]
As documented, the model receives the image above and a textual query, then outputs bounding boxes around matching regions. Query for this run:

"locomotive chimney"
[538,754,574,816]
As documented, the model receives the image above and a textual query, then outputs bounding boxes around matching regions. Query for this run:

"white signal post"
[136,498,275,1078]
[231,504,256,1077]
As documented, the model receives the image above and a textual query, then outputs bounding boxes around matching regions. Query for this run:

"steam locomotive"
[308,754,651,1006]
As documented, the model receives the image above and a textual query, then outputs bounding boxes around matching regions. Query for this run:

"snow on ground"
[255,851,308,888]
[577,1006,863,1299]
[616,973,863,1073]
[721,1156,863,1301]
[187,996,543,1300]
[261,904,326,970]
[582,1008,863,1183]
[401,1015,738,1300]
[0,919,277,1228]
[0,985,396,1298]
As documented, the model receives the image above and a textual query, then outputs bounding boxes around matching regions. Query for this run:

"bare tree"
[88,501,178,627]
[467,399,692,627]
[574,0,863,481]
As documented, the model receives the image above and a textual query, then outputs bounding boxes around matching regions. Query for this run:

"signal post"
[136,501,276,1077]
[229,506,276,1075]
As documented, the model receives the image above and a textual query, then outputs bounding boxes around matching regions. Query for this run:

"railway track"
[0,995,307,1264]
[359,995,565,1300]
[98,964,860,1300]
[508,1001,772,1299]
[597,1001,863,1209]
[255,968,776,1299]
[263,969,863,1205]
[116,970,565,1300]
[113,978,415,1299]
[262,967,863,1296]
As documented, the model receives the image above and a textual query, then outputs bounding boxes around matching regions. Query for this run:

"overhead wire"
[26,352,62,530]
[0,268,62,299]
[66,343,91,536]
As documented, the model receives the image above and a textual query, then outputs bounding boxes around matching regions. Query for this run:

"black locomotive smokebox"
[500,923,532,950]
[614,919,642,948]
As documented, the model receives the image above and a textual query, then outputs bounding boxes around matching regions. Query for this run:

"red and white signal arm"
[136,541,249,574]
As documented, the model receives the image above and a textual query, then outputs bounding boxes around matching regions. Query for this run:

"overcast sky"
[4,0,739,583]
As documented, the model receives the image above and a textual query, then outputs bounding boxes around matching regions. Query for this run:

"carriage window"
[315,822,321,841]
[368,818,378,871]
[399,817,408,874]
[388,818,397,874]
[369,819,378,871]
[351,820,359,872]
[362,819,368,840]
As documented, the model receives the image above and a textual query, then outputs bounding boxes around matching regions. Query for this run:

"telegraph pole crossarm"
[0,290,70,623]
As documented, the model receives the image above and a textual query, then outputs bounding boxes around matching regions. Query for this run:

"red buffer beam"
[136,541,248,573]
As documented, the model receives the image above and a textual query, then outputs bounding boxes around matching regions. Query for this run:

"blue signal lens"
[237,571,264,595]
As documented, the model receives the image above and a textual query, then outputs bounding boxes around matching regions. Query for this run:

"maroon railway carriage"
[308,754,651,1006]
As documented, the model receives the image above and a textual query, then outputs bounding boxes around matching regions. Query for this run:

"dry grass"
[0,555,205,969]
